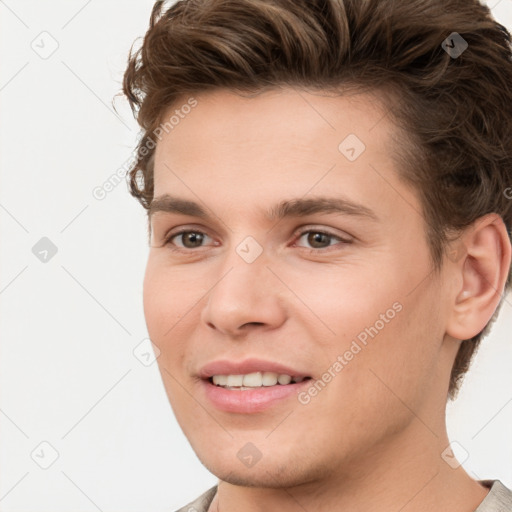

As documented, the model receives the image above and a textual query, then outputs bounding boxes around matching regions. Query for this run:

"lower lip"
[201,378,312,413]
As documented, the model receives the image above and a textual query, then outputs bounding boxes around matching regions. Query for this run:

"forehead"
[150,87,418,227]
[154,87,394,174]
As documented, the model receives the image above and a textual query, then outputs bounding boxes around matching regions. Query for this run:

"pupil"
[185,232,203,248]
[308,232,328,248]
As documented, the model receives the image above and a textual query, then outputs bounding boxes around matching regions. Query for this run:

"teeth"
[262,372,278,386]
[277,374,292,385]
[226,375,244,387]
[211,372,307,387]
[212,375,227,386]
[243,372,263,387]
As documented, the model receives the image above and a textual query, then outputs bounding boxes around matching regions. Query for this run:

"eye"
[294,229,351,251]
[161,227,351,253]
[164,229,215,250]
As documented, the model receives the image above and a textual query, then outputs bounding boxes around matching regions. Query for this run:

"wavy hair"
[122,0,512,400]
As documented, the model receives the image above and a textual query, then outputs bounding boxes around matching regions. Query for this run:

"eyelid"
[163,226,217,248]
[161,224,353,254]
[291,226,353,251]
[292,225,352,240]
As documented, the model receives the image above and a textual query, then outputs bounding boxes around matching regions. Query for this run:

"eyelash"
[162,227,351,254]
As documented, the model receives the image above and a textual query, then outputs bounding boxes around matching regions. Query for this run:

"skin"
[143,87,510,512]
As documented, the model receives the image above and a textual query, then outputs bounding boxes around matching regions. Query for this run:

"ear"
[446,213,511,341]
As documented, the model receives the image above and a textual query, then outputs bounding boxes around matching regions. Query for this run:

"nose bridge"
[213,235,271,306]
[201,235,285,333]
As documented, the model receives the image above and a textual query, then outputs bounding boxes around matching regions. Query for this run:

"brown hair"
[122,0,512,400]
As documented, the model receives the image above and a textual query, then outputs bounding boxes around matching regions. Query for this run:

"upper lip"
[199,358,311,379]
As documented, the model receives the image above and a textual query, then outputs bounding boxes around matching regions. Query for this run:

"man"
[122,0,512,510]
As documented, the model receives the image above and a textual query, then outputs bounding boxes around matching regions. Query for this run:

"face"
[144,88,454,488]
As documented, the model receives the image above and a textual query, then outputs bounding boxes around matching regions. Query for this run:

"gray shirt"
[174,480,512,512]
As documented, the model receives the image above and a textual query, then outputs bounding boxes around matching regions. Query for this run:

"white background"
[0,1,511,510]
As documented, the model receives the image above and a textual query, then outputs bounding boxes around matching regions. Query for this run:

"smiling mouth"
[207,372,312,390]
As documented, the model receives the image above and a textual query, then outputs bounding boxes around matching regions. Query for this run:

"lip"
[198,358,313,414]
[198,357,311,380]
[201,377,313,414]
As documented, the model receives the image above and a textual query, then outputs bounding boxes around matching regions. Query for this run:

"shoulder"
[475,480,512,512]
[169,480,512,512]
[172,485,218,512]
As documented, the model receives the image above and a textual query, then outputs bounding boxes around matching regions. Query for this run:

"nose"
[200,247,287,338]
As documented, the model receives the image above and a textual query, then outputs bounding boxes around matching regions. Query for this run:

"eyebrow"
[148,194,378,222]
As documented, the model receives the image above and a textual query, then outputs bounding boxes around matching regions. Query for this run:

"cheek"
[291,260,441,398]
[143,262,188,378]
[142,259,200,339]
[300,306,439,458]
[143,267,173,339]
[142,258,215,380]
[331,285,442,422]
[281,261,402,345]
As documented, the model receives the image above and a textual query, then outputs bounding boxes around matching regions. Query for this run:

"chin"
[195,445,330,490]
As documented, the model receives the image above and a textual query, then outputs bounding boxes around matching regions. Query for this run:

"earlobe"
[446,214,511,341]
